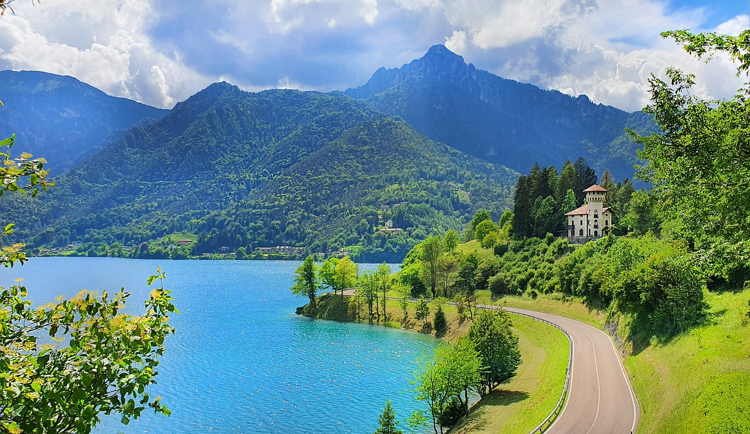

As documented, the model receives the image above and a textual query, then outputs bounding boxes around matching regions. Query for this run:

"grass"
[474,290,607,329]
[452,313,570,433]
[626,290,750,434]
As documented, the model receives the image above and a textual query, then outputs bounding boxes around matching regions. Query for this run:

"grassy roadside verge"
[625,290,750,433]
[451,313,570,433]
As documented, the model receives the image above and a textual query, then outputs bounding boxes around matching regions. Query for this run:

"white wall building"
[565,184,612,243]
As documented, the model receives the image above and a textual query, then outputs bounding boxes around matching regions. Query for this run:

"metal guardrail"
[468,304,573,433]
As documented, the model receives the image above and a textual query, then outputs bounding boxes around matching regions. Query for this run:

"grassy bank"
[626,290,750,433]
[452,313,569,433]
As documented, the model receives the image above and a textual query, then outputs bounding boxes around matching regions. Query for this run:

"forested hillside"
[346,45,656,181]
[0,71,167,173]
[6,83,516,261]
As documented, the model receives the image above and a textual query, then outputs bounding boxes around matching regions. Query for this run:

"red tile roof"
[583,184,608,192]
[565,205,613,216]
[565,204,589,216]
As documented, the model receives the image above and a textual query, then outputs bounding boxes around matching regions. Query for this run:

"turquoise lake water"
[0,257,438,433]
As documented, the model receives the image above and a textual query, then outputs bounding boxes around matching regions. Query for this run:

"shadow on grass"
[454,390,529,432]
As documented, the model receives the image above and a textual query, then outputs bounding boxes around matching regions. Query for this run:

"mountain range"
[0,70,167,173]
[0,45,652,261]
[346,44,654,181]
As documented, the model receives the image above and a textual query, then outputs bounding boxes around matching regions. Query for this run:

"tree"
[453,253,478,294]
[433,305,447,337]
[358,272,378,323]
[562,189,577,214]
[291,255,319,311]
[531,195,559,237]
[468,210,492,240]
[335,256,357,299]
[415,297,430,322]
[320,257,340,295]
[468,310,521,396]
[557,161,577,203]
[417,339,482,432]
[1,267,175,433]
[621,191,660,235]
[374,401,402,434]
[421,236,443,297]
[636,31,750,247]
[444,229,459,253]
[511,176,531,238]
[474,219,497,241]
[376,263,391,323]
[573,158,597,204]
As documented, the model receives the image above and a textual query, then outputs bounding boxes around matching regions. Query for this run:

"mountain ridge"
[0,70,168,173]
[345,44,654,180]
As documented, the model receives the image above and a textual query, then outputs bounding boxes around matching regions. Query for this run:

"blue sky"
[0,0,747,110]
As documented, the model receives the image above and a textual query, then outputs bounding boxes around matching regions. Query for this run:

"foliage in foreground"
[0,271,176,433]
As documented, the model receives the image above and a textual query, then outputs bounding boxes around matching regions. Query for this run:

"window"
[579,229,583,236]
[594,230,598,237]
[594,223,598,229]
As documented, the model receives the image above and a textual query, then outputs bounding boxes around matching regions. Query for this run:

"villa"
[565,184,612,243]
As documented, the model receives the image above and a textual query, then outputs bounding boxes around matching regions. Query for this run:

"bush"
[488,272,514,295]
[437,396,464,427]
[433,306,447,337]
[415,298,429,321]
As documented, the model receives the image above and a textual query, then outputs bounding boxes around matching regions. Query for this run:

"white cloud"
[0,0,745,112]
[715,14,750,35]
[0,0,209,108]
[444,29,467,53]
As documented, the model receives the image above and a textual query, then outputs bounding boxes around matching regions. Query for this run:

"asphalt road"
[502,307,639,434]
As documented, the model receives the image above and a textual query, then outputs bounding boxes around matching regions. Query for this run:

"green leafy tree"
[433,305,447,337]
[358,272,378,323]
[453,253,478,294]
[531,195,559,237]
[320,257,340,295]
[417,339,482,432]
[292,255,319,311]
[374,401,402,434]
[0,96,175,433]
[468,310,521,396]
[415,297,430,322]
[474,219,497,241]
[421,236,443,297]
[444,229,459,253]
[376,263,391,322]
[335,256,358,297]
[468,210,492,240]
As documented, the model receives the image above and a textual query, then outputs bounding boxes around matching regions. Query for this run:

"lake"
[0,257,438,433]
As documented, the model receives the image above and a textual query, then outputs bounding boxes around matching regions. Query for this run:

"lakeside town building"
[565,184,612,243]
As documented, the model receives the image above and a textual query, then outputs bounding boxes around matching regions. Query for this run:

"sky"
[0,0,748,111]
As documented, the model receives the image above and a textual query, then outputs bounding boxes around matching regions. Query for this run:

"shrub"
[488,272,513,295]
[433,306,447,337]
[437,396,464,427]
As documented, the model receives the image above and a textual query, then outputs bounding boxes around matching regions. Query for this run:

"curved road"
[501,307,639,434]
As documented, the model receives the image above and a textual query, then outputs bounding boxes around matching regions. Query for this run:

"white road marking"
[600,328,640,433]
[585,336,602,434]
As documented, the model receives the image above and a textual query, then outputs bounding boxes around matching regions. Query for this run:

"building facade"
[565,184,612,243]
